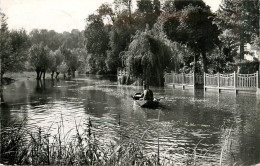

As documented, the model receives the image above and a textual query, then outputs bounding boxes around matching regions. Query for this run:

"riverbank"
[1,72,38,86]
[1,72,116,86]
[1,72,58,87]
[3,72,41,82]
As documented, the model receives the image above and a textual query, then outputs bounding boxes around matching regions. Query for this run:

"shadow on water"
[1,91,12,127]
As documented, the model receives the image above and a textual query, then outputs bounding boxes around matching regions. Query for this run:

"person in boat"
[141,84,153,100]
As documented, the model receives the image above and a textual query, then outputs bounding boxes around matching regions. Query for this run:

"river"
[1,74,260,165]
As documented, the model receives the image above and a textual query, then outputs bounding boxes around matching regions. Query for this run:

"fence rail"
[237,73,258,88]
[164,72,203,88]
[165,71,259,93]
[117,68,128,76]
[204,71,258,92]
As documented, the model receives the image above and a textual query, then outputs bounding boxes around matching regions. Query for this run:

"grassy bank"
[3,72,41,82]
[1,72,39,86]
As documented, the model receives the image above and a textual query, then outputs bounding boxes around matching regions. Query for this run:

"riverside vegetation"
[1,114,235,165]
[1,119,157,165]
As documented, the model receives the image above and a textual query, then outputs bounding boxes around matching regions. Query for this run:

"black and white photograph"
[1,0,260,165]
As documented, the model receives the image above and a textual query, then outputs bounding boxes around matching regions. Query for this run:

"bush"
[239,60,259,74]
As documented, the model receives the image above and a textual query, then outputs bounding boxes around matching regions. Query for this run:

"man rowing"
[141,84,153,100]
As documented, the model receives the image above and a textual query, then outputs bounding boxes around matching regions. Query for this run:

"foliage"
[29,29,85,51]
[0,12,12,78]
[207,47,234,73]
[29,43,51,72]
[134,0,161,30]
[214,0,259,60]
[62,29,85,49]
[0,12,31,78]
[28,29,86,75]
[85,14,110,56]
[57,61,69,76]
[125,30,172,86]
[173,0,207,11]
[84,11,110,74]
[238,60,259,74]
[114,0,132,18]
[97,3,116,23]
[29,29,62,51]
[74,48,88,74]
[163,5,220,73]
[60,48,79,76]
[106,18,136,73]
[49,49,64,72]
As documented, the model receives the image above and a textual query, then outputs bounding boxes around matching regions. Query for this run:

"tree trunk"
[239,31,244,60]
[193,53,199,73]
[259,62,260,88]
[0,58,2,87]
[0,72,4,87]
[42,70,46,79]
[56,72,60,79]
[51,71,54,80]
[128,0,132,18]
[36,69,41,80]
[202,51,208,73]
[39,71,42,80]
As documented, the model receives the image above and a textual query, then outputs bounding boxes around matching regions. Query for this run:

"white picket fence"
[164,72,203,88]
[165,71,259,92]
[204,71,258,92]
[117,68,128,76]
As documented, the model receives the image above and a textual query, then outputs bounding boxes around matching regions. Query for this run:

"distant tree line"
[1,11,86,80]
[1,0,260,86]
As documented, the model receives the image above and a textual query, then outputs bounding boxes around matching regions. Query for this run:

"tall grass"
[1,117,235,165]
[0,119,157,165]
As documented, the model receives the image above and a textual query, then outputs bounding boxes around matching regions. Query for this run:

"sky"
[1,0,222,33]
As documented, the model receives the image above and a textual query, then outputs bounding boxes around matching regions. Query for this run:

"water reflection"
[1,75,260,165]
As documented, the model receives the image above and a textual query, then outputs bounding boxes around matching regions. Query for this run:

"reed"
[0,119,157,165]
[1,118,235,165]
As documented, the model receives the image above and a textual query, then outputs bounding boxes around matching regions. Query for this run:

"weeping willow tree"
[124,30,172,86]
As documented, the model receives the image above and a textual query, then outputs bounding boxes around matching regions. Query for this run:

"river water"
[1,74,260,165]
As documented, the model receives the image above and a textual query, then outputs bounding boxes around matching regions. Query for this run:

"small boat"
[132,93,159,108]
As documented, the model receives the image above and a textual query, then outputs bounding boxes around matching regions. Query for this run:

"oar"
[155,97,165,101]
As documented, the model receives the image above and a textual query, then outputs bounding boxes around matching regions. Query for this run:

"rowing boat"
[134,99,159,108]
[132,93,159,108]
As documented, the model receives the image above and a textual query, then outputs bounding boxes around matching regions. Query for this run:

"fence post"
[204,72,206,91]
[217,72,220,87]
[257,71,259,89]
[193,72,196,87]
[182,73,184,84]
[182,73,185,90]
[172,72,174,84]
[234,71,237,93]
[172,72,175,88]
[217,72,220,93]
